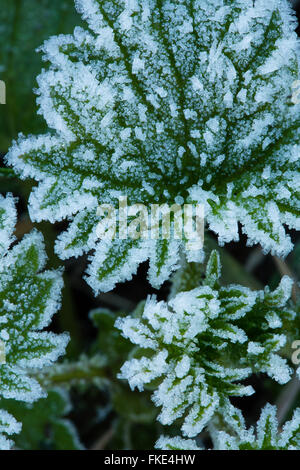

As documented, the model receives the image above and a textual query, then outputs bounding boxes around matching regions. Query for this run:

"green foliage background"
[0,0,82,153]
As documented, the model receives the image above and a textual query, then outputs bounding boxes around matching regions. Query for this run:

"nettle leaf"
[158,404,300,450]
[6,0,300,293]
[0,389,84,450]
[0,409,21,451]
[116,251,297,437]
[0,194,68,448]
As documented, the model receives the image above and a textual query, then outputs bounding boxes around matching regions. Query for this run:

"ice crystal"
[0,410,21,450]
[6,0,300,293]
[155,435,202,450]
[117,250,296,437]
[156,404,300,450]
[0,194,69,449]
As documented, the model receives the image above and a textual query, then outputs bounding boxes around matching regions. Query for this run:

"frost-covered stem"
[33,355,109,389]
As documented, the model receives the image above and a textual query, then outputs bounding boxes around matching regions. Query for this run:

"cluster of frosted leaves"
[209,403,300,450]
[117,250,297,437]
[0,194,69,449]
[6,0,300,294]
[156,404,300,450]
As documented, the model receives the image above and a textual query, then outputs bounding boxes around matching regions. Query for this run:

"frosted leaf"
[6,0,300,292]
[117,251,296,436]
[0,194,17,257]
[0,409,21,450]
[0,194,69,404]
[0,195,69,448]
[211,404,300,450]
[205,249,222,289]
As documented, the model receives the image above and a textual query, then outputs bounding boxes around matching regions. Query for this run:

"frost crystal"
[6,0,300,292]
[117,250,296,437]
[0,410,21,450]
[0,194,69,449]
[157,404,300,450]
[210,403,300,450]
[155,435,202,451]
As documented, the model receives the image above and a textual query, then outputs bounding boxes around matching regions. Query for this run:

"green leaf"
[205,250,221,288]
[6,0,300,292]
[117,253,297,437]
[0,194,68,448]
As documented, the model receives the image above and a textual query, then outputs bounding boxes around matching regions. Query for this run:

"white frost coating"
[211,403,300,450]
[0,197,68,407]
[85,239,150,293]
[0,410,22,450]
[119,350,169,392]
[5,0,300,292]
[0,194,17,257]
[155,435,202,450]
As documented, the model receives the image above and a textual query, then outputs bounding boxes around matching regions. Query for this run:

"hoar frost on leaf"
[209,403,300,450]
[155,435,202,451]
[0,194,69,449]
[0,410,21,450]
[156,404,300,450]
[6,0,300,293]
[117,251,297,437]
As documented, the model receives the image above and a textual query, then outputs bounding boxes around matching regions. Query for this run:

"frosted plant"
[6,0,300,293]
[209,403,300,450]
[0,194,69,449]
[155,404,300,450]
[0,410,21,451]
[117,251,297,437]
[155,435,202,451]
